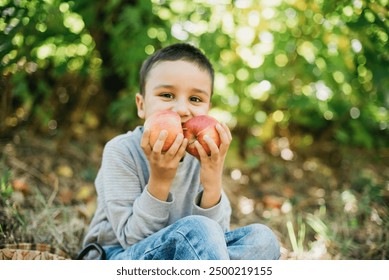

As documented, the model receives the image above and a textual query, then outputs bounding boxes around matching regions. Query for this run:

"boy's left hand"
[194,122,232,209]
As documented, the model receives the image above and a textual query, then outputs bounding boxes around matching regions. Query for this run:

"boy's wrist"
[199,188,222,209]
[148,176,173,202]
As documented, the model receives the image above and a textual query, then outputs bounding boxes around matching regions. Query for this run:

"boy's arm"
[100,139,175,247]
[194,122,232,208]
[140,129,188,201]
[193,189,232,232]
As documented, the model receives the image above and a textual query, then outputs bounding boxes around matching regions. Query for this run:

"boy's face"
[136,60,212,124]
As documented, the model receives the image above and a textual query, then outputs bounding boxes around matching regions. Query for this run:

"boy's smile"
[136,60,212,123]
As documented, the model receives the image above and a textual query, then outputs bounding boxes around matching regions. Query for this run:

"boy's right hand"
[141,129,188,201]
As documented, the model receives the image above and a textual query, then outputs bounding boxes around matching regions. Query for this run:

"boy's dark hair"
[139,43,214,96]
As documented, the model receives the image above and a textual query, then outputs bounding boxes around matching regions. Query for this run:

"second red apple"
[183,115,221,158]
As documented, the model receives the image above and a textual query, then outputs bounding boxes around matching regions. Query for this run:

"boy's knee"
[175,215,224,240]
[178,215,221,231]
[170,216,228,259]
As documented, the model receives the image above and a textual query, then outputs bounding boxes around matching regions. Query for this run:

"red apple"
[183,115,221,158]
[144,110,183,152]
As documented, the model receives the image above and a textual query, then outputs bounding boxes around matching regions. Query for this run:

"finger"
[203,135,219,158]
[216,123,232,143]
[177,138,188,158]
[194,140,209,160]
[216,123,231,155]
[141,129,152,153]
[221,122,233,141]
[152,130,168,153]
[166,133,184,156]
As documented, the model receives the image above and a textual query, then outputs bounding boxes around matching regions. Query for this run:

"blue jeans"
[104,215,280,260]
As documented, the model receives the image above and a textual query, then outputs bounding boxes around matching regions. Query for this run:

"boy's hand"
[194,122,232,208]
[141,129,188,201]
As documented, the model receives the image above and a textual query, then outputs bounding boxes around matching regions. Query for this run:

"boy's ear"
[135,93,145,119]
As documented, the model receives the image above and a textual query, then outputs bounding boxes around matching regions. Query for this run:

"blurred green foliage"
[0,168,13,200]
[1,0,388,153]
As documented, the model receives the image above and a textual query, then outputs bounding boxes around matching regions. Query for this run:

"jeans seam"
[176,229,201,260]
[142,243,163,257]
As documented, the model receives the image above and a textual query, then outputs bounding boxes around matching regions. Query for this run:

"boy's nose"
[173,99,190,117]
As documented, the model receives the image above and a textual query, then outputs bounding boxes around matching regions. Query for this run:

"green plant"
[0,169,13,201]
[286,214,306,258]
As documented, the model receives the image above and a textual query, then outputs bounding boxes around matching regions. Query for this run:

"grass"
[1,130,388,259]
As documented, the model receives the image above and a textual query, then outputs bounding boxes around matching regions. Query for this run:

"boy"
[81,43,280,260]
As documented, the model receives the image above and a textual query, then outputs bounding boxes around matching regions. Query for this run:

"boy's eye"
[190,96,202,103]
[160,92,174,99]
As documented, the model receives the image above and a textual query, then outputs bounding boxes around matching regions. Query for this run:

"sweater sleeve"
[192,190,232,232]
[101,139,172,248]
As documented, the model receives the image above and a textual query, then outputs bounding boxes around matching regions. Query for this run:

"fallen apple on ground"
[182,115,221,158]
[143,110,183,152]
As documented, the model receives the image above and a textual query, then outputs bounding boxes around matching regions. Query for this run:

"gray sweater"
[83,126,231,257]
